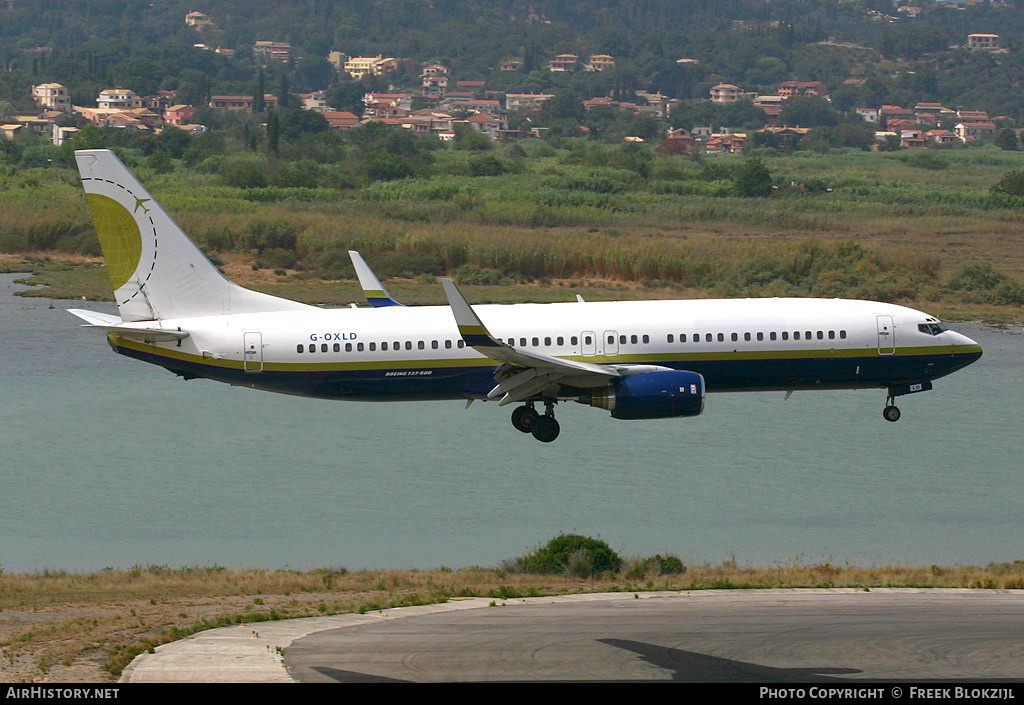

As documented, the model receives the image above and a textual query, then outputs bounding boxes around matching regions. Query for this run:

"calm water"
[0,273,1020,573]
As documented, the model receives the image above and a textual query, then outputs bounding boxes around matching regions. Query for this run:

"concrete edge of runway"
[119,588,1019,683]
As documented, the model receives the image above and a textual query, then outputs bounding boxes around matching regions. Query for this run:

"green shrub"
[503,534,621,576]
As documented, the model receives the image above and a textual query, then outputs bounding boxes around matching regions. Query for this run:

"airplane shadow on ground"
[305,638,864,683]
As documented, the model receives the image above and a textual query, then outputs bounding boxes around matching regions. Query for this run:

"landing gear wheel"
[883,405,901,422]
[511,404,539,433]
[531,415,560,443]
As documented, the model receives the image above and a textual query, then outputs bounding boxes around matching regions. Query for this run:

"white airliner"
[69,149,982,442]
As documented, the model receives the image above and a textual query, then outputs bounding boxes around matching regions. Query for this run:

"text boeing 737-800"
[69,149,982,442]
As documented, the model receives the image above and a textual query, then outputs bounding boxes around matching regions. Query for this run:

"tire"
[511,405,539,433]
[531,415,560,443]
[883,405,901,422]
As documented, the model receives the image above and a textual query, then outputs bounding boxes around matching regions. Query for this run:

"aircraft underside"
[117,342,981,442]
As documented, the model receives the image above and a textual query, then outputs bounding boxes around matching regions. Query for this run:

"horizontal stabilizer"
[67,309,189,343]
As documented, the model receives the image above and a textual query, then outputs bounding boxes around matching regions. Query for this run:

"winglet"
[349,250,402,307]
[441,278,503,348]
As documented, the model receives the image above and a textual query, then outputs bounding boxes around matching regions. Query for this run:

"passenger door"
[876,315,895,356]
[243,331,264,372]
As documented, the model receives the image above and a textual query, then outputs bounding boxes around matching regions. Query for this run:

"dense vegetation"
[2,123,1023,313]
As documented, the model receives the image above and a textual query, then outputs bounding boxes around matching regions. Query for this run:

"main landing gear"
[511,401,560,443]
[883,389,901,423]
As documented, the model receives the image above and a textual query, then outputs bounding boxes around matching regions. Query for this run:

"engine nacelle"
[590,370,706,420]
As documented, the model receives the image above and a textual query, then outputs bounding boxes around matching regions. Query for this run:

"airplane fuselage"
[109,297,982,404]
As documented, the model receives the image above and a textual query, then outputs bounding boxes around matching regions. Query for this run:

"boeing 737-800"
[69,149,982,442]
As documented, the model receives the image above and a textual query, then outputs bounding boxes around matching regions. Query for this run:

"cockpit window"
[918,323,948,336]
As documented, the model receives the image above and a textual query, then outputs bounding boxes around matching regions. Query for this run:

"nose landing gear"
[511,401,560,442]
[883,389,901,422]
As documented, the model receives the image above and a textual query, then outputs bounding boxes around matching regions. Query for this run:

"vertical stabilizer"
[75,149,313,322]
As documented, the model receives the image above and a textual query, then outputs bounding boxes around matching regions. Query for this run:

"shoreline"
[3,253,1022,324]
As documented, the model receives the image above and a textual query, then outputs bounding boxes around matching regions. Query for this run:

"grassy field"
[2,146,1024,318]
[1,560,1021,683]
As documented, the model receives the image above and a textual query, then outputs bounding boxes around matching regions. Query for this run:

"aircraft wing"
[67,308,190,343]
[441,278,622,405]
[349,250,402,307]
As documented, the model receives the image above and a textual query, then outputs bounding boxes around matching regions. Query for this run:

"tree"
[266,109,280,155]
[995,129,1019,151]
[734,158,773,197]
[253,67,266,113]
[779,97,838,128]
[991,168,1024,196]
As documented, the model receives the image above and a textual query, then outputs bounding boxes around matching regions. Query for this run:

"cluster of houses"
[707,77,1006,150]
[0,15,1012,155]
[1,84,208,145]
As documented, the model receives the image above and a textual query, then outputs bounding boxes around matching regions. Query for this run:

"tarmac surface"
[121,589,1024,683]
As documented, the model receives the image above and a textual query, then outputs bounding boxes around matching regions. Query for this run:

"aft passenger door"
[876,315,895,356]
[243,331,264,372]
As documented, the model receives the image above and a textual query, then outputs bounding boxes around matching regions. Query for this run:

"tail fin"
[75,149,313,322]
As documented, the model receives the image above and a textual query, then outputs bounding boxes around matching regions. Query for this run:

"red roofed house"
[955,121,996,142]
[163,104,194,126]
[778,81,828,98]
[321,111,360,130]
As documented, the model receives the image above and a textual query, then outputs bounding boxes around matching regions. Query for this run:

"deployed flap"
[441,278,619,404]
[349,250,402,307]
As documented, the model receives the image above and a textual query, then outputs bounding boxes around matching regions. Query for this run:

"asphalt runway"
[283,591,1024,683]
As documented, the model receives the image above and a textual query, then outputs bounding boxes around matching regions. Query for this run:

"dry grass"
[0,561,1020,683]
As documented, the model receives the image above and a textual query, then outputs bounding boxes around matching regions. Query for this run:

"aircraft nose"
[952,330,983,362]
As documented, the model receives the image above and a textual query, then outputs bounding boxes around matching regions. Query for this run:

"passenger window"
[744,332,751,341]
[828,331,835,340]
[369,342,376,351]
[770,332,777,341]
[557,336,564,346]
[532,337,539,346]
[545,337,551,346]
[572,336,579,345]
[308,344,316,353]
[817,331,823,340]
[296,344,303,353]
[321,343,328,352]
[418,341,425,350]
[681,334,687,343]
[457,340,465,348]
[608,335,614,344]
[334,343,341,352]
[445,340,452,349]
[717,333,724,342]
[431,340,438,349]
[382,342,389,351]
[756,332,764,341]
[642,334,649,344]
[357,343,364,352]
[630,334,637,344]
[794,332,801,340]
[619,335,626,344]
[706,333,713,342]
[805,331,812,340]
[345,343,352,352]
[520,338,527,347]
[782,332,789,341]
[405,341,412,350]
[840,330,847,339]
[731,333,738,342]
